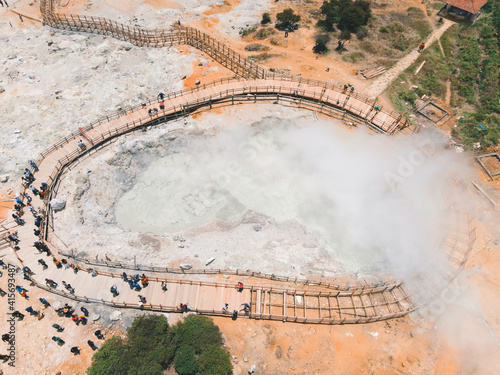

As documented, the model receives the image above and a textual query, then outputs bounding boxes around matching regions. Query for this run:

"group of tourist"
[121,272,149,292]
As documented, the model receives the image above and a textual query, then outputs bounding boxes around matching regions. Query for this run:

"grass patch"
[406,7,432,39]
[254,28,276,39]
[241,27,257,37]
[249,52,280,61]
[343,52,365,63]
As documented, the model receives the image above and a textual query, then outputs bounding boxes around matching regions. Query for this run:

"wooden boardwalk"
[5,76,417,324]
[0,0,475,324]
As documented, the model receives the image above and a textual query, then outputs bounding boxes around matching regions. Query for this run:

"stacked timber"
[361,66,386,79]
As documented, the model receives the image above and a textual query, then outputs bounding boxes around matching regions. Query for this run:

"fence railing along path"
[7,70,475,324]
[39,1,410,131]
[4,82,417,324]
[2,0,473,323]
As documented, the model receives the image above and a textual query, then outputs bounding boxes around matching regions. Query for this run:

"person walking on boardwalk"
[0,1,5,8]
[15,197,25,207]
[237,281,244,292]
[110,285,119,297]
[45,278,58,288]
[418,43,425,52]
[161,281,167,292]
[241,303,251,314]
[53,258,62,269]
[80,306,89,316]
[38,259,48,270]
[94,330,104,340]
[222,303,229,314]
[39,298,50,307]
[29,160,38,171]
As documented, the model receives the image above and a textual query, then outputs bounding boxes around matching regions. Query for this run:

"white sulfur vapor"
[115,117,475,281]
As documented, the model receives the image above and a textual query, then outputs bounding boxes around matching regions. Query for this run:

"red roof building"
[444,0,488,14]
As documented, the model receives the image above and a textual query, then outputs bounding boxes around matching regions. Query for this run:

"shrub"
[245,43,270,51]
[379,26,389,33]
[340,29,352,40]
[314,34,331,53]
[398,90,417,106]
[174,345,198,375]
[356,26,368,40]
[393,34,410,51]
[261,12,271,24]
[241,27,257,37]
[254,28,276,39]
[276,8,301,30]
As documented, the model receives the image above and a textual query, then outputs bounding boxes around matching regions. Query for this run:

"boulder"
[180,263,192,270]
[0,174,9,183]
[110,311,121,321]
[50,199,66,212]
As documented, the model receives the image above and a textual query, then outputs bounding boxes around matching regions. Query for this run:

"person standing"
[0,1,4,7]
[70,346,80,355]
[88,340,99,350]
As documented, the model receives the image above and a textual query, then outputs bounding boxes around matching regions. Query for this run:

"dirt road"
[363,19,454,100]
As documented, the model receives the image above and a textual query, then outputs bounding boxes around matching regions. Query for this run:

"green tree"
[88,314,232,375]
[319,0,371,32]
[313,34,331,53]
[261,12,271,24]
[276,8,301,30]
[87,337,130,375]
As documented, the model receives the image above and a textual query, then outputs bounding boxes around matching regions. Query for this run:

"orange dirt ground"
[1,1,500,374]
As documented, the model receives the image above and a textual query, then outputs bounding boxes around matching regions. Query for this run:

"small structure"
[417,101,449,123]
[476,153,500,180]
[438,0,488,24]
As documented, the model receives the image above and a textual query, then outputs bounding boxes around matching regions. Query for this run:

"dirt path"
[363,19,454,100]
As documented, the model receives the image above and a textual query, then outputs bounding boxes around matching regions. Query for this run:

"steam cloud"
[116,117,474,281]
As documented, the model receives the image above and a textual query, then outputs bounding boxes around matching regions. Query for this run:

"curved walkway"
[4,76,419,324]
[0,2,475,325]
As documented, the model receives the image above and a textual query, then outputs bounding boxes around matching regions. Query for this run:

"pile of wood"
[360,66,386,79]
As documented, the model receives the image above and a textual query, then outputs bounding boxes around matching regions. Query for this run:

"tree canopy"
[276,8,301,30]
[87,314,232,375]
[319,0,372,33]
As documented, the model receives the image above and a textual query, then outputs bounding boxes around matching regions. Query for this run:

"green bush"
[276,8,301,30]
[88,315,232,375]
[356,26,368,40]
[313,34,331,53]
[399,90,417,106]
[254,28,275,39]
[340,29,352,40]
[261,12,271,25]
[174,345,198,375]
[393,34,410,51]
[452,112,500,148]
[241,27,257,37]
[379,26,389,33]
